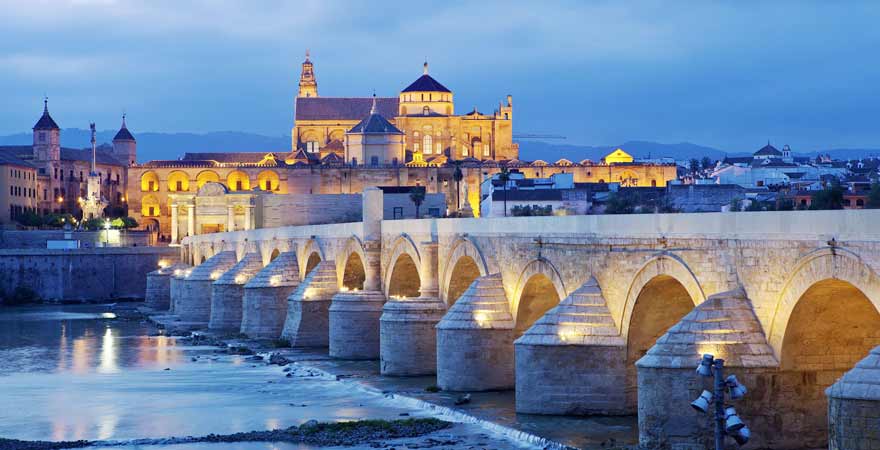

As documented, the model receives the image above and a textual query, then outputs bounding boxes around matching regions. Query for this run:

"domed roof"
[401,62,450,93]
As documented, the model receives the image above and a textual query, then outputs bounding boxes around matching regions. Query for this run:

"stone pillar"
[362,187,383,242]
[169,265,192,313]
[636,288,779,450]
[437,274,515,391]
[145,262,189,311]
[187,204,195,237]
[827,345,880,450]
[209,252,262,330]
[379,241,446,376]
[170,204,179,244]
[240,251,300,339]
[329,241,385,359]
[226,206,235,232]
[515,277,627,414]
[244,206,252,231]
[177,251,237,323]
[282,261,338,347]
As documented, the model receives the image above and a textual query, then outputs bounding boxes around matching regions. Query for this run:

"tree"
[16,210,42,228]
[688,158,700,176]
[700,157,713,172]
[868,183,880,209]
[498,166,511,217]
[810,182,845,210]
[452,161,463,213]
[83,217,107,231]
[409,187,426,219]
[604,192,635,214]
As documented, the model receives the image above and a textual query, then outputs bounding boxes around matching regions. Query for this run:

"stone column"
[177,251,237,323]
[187,203,195,237]
[226,206,235,232]
[145,262,188,311]
[209,252,262,330]
[379,240,446,376]
[170,203,179,244]
[282,261,338,347]
[240,251,300,339]
[244,206,252,231]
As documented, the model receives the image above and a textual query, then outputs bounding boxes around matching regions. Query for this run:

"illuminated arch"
[619,253,705,339]
[141,194,160,217]
[336,236,368,290]
[768,247,880,356]
[196,170,220,188]
[140,171,160,192]
[167,170,190,192]
[510,258,567,328]
[383,234,422,296]
[256,170,280,192]
[439,237,490,305]
[226,170,250,191]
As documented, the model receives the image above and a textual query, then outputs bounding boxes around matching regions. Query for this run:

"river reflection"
[0,304,184,375]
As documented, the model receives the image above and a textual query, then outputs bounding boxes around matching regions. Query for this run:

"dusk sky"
[2,0,880,152]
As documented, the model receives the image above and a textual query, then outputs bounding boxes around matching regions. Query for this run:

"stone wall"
[261,194,362,228]
[0,229,152,249]
[0,247,178,302]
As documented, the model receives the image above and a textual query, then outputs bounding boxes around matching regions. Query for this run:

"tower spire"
[298,49,318,98]
[121,112,127,128]
[423,58,429,75]
[370,91,377,115]
[43,96,48,114]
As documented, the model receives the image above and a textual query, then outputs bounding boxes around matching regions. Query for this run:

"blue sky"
[2,0,879,152]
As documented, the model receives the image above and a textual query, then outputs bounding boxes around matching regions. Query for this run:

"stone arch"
[619,253,705,338]
[383,235,422,295]
[439,237,489,305]
[167,170,190,192]
[141,194,160,217]
[768,248,880,356]
[256,170,280,191]
[140,171,160,192]
[226,170,250,191]
[298,238,326,279]
[196,170,220,188]
[337,236,368,290]
[260,240,287,266]
[510,258,567,336]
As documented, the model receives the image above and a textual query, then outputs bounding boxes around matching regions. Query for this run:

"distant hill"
[2,129,880,163]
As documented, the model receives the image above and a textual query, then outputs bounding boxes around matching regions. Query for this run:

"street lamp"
[692,354,751,448]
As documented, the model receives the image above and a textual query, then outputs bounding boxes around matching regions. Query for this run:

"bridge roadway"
[156,188,880,449]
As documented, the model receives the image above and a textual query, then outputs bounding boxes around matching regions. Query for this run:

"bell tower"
[297,50,318,98]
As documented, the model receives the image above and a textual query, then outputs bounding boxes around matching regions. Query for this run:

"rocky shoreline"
[0,418,452,450]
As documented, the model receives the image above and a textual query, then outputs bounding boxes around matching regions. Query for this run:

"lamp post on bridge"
[692,353,751,449]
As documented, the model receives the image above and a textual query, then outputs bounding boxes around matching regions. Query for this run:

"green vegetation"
[867,183,880,209]
[810,183,845,210]
[15,212,137,230]
[0,286,41,306]
[409,188,426,219]
[510,204,553,216]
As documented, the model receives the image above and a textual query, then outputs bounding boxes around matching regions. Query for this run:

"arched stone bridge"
[166,190,880,449]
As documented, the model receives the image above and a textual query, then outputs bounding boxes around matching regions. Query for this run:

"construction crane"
[512,133,566,140]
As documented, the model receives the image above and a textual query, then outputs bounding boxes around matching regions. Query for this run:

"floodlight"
[690,390,713,413]
[726,374,747,399]
[724,406,745,433]
[696,354,714,377]
[732,425,751,445]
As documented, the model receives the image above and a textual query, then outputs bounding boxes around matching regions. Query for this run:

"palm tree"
[498,166,511,217]
[452,162,463,214]
[409,187,426,218]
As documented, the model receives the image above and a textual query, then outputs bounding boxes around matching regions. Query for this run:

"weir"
[163,206,880,447]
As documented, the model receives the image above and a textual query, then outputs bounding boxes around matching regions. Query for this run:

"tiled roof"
[33,106,59,130]
[437,274,513,330]
[61,147,125,166]
[754,144,782,156]
[114,126,135,141]
[826,345,880,400]
[402,74,451,93]
[295,97,398,121]
[181,152,278,163]
[0,147,36,168]
[349,112,403,134]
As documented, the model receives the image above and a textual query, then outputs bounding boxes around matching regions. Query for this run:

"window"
[414,143,420,152]
[148,181,155,191]
[39,132,45,143]
[306,141,318,153]
[60,170,63,180]
[392,158,398,166]
[393,207,403,220]
[352,157,357,166]
[423,106,430,116]
[461,146,468,157]
[435,142,441,154]
[423,135,432,154]
[54,168,57,179]
[236,180,243,191]
[176,180,183,191]
[265,180,272,191]
[651,180,657,187]
[43,189,47,200]
[370,156,379,166]
[483,143,490,156]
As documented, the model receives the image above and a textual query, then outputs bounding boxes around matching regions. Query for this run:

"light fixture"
[696,353,714,377]
[690,390,713,413]
[726,374,747,399]
[732,426,751,445]
[724,407,745,433]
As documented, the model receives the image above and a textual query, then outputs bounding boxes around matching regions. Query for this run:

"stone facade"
[177,250,237,323]
[328,290,385,359]
[240,251,300,339]
[281,260,338,347]
[145,262,190,310]
[379,296,446,376]
[209,252,263,330]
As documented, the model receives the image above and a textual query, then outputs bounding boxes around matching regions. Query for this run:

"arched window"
[167,171,189,192]
[423,106,430,116]
[141,172,160,192]
[424,134,433,154]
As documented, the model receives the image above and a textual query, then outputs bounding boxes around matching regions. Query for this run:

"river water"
[0,304,543,449]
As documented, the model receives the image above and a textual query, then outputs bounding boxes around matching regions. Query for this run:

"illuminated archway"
[304,252,321,276]
[514,273,561,337]
[387,253,421,298]
[446,257,482,306]
[167,171,190,192]
[141,194,160,217]
[256,170,280,192]
[382,235,421,296]
[624,274,695,412]
[196,170,220,188]
[140,171,159,192]
[269,248,280,262]
[439,237,490,305]
[226,170,250,191]
[341,252,366,290]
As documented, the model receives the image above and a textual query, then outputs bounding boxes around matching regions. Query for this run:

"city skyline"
[2,1,880,153]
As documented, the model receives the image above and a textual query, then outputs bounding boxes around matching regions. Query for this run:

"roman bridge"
[156,189,880,449]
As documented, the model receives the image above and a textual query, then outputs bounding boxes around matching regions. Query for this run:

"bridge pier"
[515,277,627,415]
[436,274,514,391]
[329,241,384,359]
[380,241,446,376]
[282,260,338,347]
[240,251,300,339]
[209,252,262,330]
[826,345,880,450]
[178,251,237,323]
[146,262,189,311]
[169,265,191,313]
[636,288,781,449]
